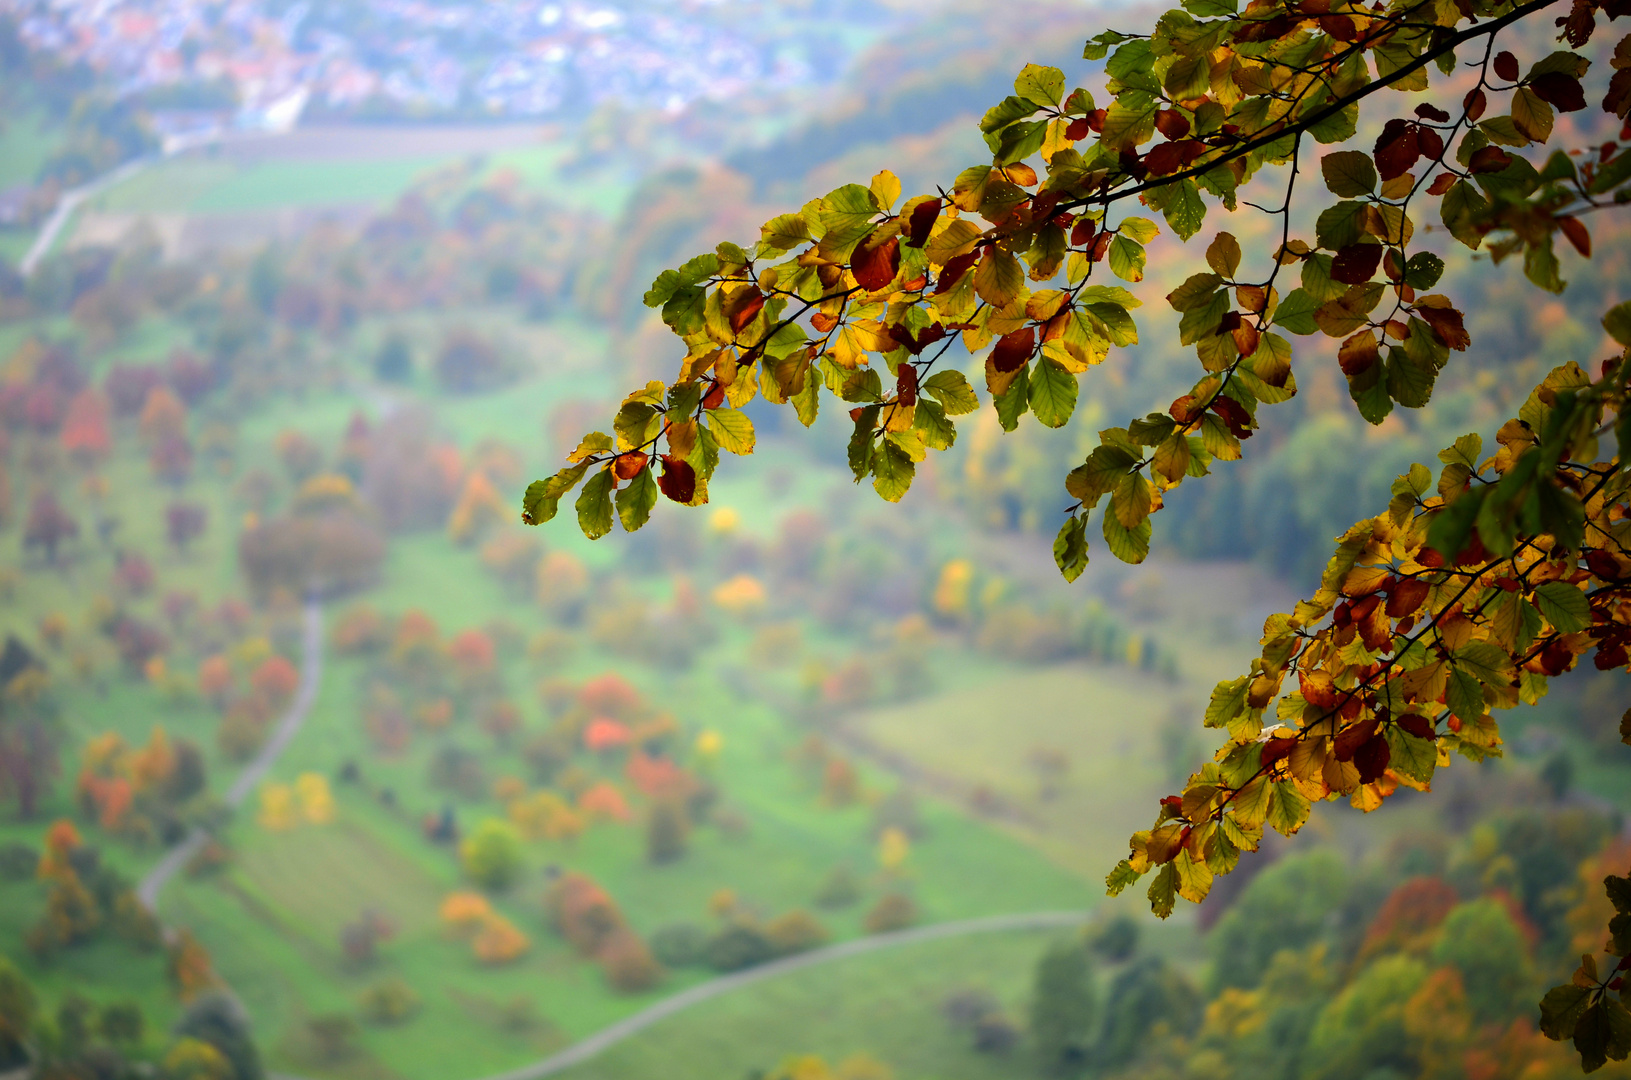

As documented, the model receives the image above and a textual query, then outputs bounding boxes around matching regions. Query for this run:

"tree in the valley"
[0,659,61,821]
[1030,937,1099,1074]
[58,388,112,467]
[521,0,1631,1065]
[22,494,80,565]
[460,818,525,891]
[166,501,208,553]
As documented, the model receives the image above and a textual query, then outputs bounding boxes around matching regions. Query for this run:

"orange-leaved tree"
[524,0,1631,1066]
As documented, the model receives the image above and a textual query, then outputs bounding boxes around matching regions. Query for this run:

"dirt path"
[137,599,324,911]
[472,909,1089,1080]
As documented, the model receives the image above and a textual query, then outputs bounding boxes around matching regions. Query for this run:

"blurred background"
[0,1,1628,1079]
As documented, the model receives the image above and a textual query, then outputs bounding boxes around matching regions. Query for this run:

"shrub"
[764,910,829,955]
[651,923,708,968]
[599,929,662,993]
[704,922,776,972]
[814,864,861,909]
[0,843,36,882]
[1031,939,1097,1072]
[358,978,420,1031]
[460,819,524,891]
[863,893,916,934]
[544,872,625,956]
[972,1013,1020,1054]
[646,799,688,864]
[1087,915,1140,963]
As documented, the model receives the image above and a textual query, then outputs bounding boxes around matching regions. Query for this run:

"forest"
[0,0,1629,1078]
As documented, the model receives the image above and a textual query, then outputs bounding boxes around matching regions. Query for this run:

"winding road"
[132,598,1083,1079]
[473,909,1090,1080]
[137,598,325,911]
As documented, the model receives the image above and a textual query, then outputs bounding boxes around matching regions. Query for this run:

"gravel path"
[471,909,1090,1080]
[137,599,324,911]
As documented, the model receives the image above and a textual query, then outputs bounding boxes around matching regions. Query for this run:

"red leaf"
[889,323,948,355]
[1154,110,1191,140]
[1415,103,1451,122]
[853,234,901,291]
[811,312,839,333]
[991,327,1035,373]
[1333,715,1379,761]
[1417,127,1444,162]
[1319,14,1357,39]
[934,251,980,295]
[1331,243,1384,285]
[613,452,648,481]
[1560,0,1596,46]
[727,287,765,333]
[1469,146,1513,173]
[1066,117,1092,140]
[1089,232,1113,263]
[905,198,942,248]
[1373,119,1421,181]
[702,382,726,410]
[1169,395,1204,425]
[1384,577,1430,618]
[1070,217,1098,247]
[657,456,696,503]
[896,363,919,406]
[1210,395,1253,439]
[1353,732,1391,783]
[1588,550,1624,581]
[1493,51,1520,82]
[1144,142,1184,176]
[1463,88,1487,122]
[1426,172,1458,195]
[1530,71,1586,112]
[1395,714,1435,740]
[1261,737,1298,769]
[1559,215,1591,257]
[1085,109,1106,133]
[1417,305,1470,350]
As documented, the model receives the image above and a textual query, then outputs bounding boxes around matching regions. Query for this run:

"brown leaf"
[934,251,980,294]
[1373,119,1420,181]
[1331,243,1384,285]
[896,363,919,406]
[1463,87,1487,122]
[657,456,697,503]
[1469,146,1513,173]
[1494,50,1520,82]
[1385,577,1430,617]
[1395,713,1435,740]
[1211,395,1253,439]
[726,286,766,333]
[1353,733,1391,784]
[1338,331,1379,376]
[1333,715,1379,762]
[1232,322,1261,358]
[991,327,1035,373]
[853,235,902,292]
[613,452,648,481]
[1417,305,1470,350]
[1154,109,1191,140]
[1559,215,1591,257]
[1530,71,1586,112]
[905,198,942,248]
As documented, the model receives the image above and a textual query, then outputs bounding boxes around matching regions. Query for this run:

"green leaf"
[1067,444,1138,505]
[759,213,811,257]
[1441,181,1488,250]
[1320,150,1377,197]
[1604,301,1631,347]
[1106,859,1142,895]
[1029,356,1079,428]
[575,468,616,540]
[521,462,591,526]
[994,363,1030,432]
[1014,63,1066,108]
[1535,581,1591,633]
[872,440,916,502]
[1272,289,1320,335]
[1102,504,1152,563]
[912,398,957,450]
[705,409,756,455]
[1384,723,1437,784]
[1147,863,1177,919]
[1205,676,1250,729]
[614,467,658,533]
[923,369,979,415]
[1446,668,1486,725]
[1053,515,1090,582]
[1541,984,1595,1040]
[1161,181,1207,241]
[1404,252,1445,290]
[1109,236,1146,282]
[1118,217,1159,244]
[1265,781,1311,836]
[848,406,879,480]
[792,365,820,427]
